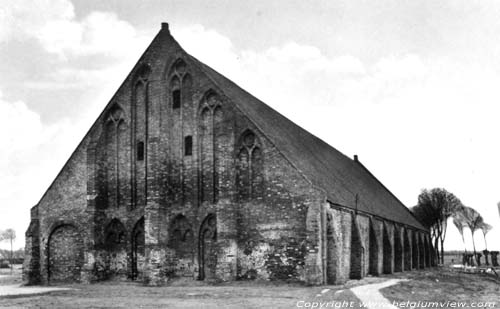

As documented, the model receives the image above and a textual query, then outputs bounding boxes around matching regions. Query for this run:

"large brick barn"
[23,23,433,286]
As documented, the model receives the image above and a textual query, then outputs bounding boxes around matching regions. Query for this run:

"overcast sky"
[1,0,499,251]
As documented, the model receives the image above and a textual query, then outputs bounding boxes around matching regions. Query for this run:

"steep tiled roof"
[186,52,426,230]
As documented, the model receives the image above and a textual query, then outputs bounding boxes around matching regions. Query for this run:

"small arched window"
[184,136,193,156]
[172,89,181,109]
[137,141,145,161]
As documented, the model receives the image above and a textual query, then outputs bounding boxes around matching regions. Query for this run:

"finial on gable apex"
[161,22,170,33]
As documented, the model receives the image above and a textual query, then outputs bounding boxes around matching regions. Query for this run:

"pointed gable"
[36,23,426,231]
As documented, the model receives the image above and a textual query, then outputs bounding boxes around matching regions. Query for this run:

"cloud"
[2,0,151,96]
[0,2,151,249]
[0,0,74,43]
[1,0,147,58]
[38,11,145,59]
[174,24,368,115]
[0,89,85,249]
[0,86,100,250]
[0,91,56,167]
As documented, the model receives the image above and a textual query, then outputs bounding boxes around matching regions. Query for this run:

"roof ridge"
[180,43,425,231]
[354,159,425,229]
[185,55,319,189]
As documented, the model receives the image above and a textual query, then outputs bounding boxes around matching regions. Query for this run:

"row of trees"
[411,188,492,265]
[453,207,492,256]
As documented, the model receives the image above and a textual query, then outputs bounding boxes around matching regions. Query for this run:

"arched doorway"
[198,214,217,280]
[412,232,419,269]
[369,219,379,276]
[394,226,403,272]
[169,215,194,277]
[104,219,127,278]
[424,236,431,267]
[383,223,393,274]
[350,216,364,279]
[403,229,411,271]
[47,224,84,283]
[418,234,425,268]
[131,217,145,280]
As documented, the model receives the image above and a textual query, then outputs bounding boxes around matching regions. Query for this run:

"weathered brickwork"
[47,224,84,283]
[394,225,404,272]
[23,206,40,284]
[370,218,384,275]
[24,23,433,286]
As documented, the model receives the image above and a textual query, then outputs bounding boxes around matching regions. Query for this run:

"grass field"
[1,265,499,308]
[382,268,500,307]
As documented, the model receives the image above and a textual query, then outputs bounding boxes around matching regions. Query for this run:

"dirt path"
[0,284,72,296]
[350,279,407,309]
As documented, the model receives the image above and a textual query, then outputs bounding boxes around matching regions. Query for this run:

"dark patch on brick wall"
[235,215,261,253]
[382,224,393,274]
[412,231,419,269]
[403,229,411,271]
[264,237,307,281]
[104,219,127,251]
[368,219,379,276]
[239,268,258,280]
[394,226,403,272]
[424,237,431,267]
[418,234,425,268]
[350,216,364,279]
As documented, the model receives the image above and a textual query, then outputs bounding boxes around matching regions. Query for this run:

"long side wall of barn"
[319,202,434,285]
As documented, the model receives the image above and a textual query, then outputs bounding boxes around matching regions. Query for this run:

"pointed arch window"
[198,91,224,204]
[103,104,127,209]
[168,59,191,110]
[236,130,264,201]
[132,63,151,210]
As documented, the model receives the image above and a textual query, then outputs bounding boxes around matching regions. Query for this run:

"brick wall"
[23,25,433,286]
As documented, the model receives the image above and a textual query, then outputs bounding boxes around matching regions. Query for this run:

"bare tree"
[413,188,463,264]
[0,229,16,273]
[453,216,467,253]
[480,222,493,251]
[455,207,483,264]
